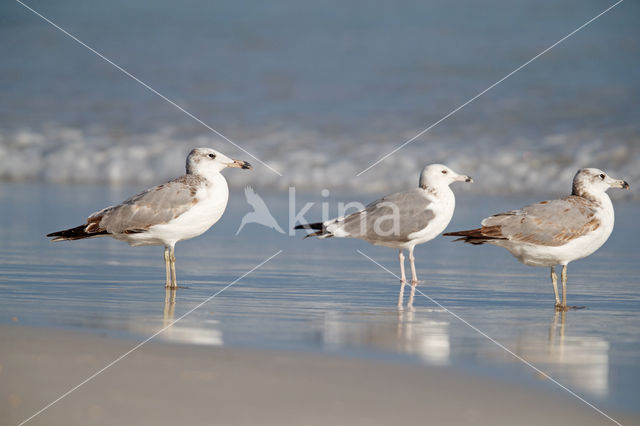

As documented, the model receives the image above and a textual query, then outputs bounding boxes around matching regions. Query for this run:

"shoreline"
[1,324,637,426]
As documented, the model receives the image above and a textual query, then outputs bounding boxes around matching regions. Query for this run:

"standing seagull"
[296,164,472,291]
[47,148,251,288]
[444,168,629,310]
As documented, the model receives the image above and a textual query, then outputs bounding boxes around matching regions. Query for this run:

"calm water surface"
[1,183,639,414]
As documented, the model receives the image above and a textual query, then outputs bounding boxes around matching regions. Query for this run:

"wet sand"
[1,324,637,426]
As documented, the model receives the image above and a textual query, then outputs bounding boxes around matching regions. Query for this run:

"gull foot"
[554,304,586,311]
[554,303,568,312]
[165,284,189,290]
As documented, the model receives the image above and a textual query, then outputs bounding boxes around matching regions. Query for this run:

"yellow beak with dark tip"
[609,178,629,190]
[228,159,252,170]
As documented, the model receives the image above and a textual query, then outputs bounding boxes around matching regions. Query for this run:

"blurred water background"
[1,0,638,195]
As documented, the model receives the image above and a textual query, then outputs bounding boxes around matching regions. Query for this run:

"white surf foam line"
[15,0,282,177]
[357,0,625,177]
[17,250,283,426]
[357,249,622,426]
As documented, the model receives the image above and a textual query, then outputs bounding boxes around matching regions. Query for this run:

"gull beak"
[613,179,630,190]
[456,174,473,183]
[228,159,252,170]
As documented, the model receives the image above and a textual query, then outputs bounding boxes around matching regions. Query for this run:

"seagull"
[444,168,629,310]
[296,164,472,291]
[236,186,285,235]
[47,148,251,288]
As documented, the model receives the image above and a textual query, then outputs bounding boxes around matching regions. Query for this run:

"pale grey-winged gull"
[444,168,629,310]
[295,164,472,291]
[47,147,251,288]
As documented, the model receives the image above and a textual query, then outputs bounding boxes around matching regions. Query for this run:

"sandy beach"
[2,324,637,426]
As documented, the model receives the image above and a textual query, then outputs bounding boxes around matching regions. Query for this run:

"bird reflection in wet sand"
[395,308,450,365]
[511,311,610,396]
[159,288,224,346]
[398,280,418,311]
[549,310,567,344]
[321,308,450,366]
[163,287,177,327]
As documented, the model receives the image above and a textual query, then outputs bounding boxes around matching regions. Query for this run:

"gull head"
[572,168,629,197]
[186,148,252,177]
[419,164,473,189]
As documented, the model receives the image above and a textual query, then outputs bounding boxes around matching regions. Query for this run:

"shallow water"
[1,182,639,415]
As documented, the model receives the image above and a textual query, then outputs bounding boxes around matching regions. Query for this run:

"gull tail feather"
[294,222,333,239]
[47,225,109,241]
[443,227,505,245]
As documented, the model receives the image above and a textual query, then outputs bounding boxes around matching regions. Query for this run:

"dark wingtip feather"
[295,222,330,239]
[443,229,484,244]
[443,228,505,245]
[294,222,323,230]
[46,225,109,241]
[442,230,475,238]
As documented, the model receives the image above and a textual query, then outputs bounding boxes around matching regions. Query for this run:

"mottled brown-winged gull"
[47,148,251,288]
[444,168,629,310]
[296,164,472,294]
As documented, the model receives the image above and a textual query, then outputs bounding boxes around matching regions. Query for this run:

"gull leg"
[409,246,418,285]
[169,245,177,289]
[550,266,561,308]
[561,264,568,310]
[398,250,406,308]
[164,247,171,288]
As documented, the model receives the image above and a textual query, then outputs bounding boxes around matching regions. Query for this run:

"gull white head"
[419,164,473,189]
[186,147,252,178]
[572,168,629,199]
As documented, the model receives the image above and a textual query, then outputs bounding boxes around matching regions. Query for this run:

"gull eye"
[441,170,448,174]
[208,153,216,159]
[599,173,605,180]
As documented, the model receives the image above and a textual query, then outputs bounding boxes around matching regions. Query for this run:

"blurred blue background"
[1,0,638,194]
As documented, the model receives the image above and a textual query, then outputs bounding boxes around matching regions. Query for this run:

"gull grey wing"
[341,189,435,242]
[481,196,600,247]
[87,175,208,234]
